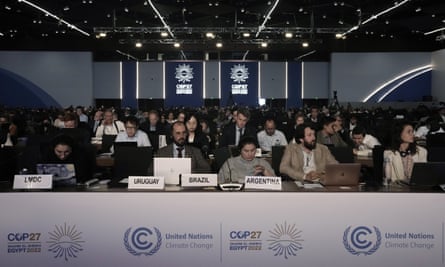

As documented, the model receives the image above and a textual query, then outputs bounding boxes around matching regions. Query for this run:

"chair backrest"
[427,146,445,162]
[372,145,385,185]
[213,147,231,172]
[271,145,286,176]
[426,133,445,147]
[112,146,153,181]
[327,146,354,163]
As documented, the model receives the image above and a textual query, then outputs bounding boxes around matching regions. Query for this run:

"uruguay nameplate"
[181,173,218,187]
[128,176,165,190]
[13,174,53,190]
[244,176,282,191]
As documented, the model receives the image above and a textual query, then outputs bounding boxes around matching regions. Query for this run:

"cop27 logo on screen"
[343,226,381,255]
[230,64,249,94]
[124,227,162,256]
[175,64,194,94]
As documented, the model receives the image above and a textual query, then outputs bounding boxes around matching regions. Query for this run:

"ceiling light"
[135,42,142,48]
[261,42,268,48]
[284,32,293,38]
[205,32,215,38]
[216,42,223,48]
[242,32,250,37]
[99,32,106,37]
[160,32,168,37]
[173,42,180,48]
[415,7,421,12]
[63,6,69,11]
[335,33,342,39]
[302,42,309,48]
[5,5,11,10]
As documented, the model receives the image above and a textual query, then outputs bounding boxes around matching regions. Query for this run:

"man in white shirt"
[351,126,381,156]
[114,116,151,147]
[94,109,126,137]
[257,119,288,153]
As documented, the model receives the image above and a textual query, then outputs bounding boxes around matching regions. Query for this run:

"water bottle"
[383,157,391,186]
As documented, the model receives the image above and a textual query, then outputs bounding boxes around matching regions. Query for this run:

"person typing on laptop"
[280,123,338,182]
[218,136,275,184]
[155,121,211,173]
[114,116,151,147]
[41,134,91,185]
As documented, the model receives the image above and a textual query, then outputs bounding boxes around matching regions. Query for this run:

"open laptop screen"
[36,163,76,186]
[153,158,191,185]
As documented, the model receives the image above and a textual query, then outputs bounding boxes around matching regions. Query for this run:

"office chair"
[213,147,231,172]
[271,145,286,176]
[328,146,354,163]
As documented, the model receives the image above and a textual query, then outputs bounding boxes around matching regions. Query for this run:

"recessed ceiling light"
[302,42,309,47]
[99,32,107,37]
[160,32,168,37]
[206,32,215,38]
[261,42,268,48]
[135,42,142,48]
[242,32,250,37]
[284,32,293,38]
[216,42,223,48]
[63,6,69,11]
[5,5,11,10]
[335,33,342,39]
[173,42,180,48]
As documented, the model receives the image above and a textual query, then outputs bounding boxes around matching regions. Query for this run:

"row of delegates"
[218,136,275,184]
[384,121,427,184]
[280,123,338,182]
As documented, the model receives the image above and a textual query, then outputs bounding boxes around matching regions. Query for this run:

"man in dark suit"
[219,108,257,148]
[155,121,211,173]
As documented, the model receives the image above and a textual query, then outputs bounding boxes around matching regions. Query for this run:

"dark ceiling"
[1,0,445,61]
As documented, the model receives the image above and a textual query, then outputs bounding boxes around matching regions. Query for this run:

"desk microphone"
[218,158,243,191]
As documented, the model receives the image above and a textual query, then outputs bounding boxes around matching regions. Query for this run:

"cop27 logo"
[343,226,381,255]
[175,64,194,83]
[267,222,303,259]
[124,227,162,256]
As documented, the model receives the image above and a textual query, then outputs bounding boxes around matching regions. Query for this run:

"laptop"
[153,158,191,185]
[319,163,361,186]
[410,162,445,187]
[36,163,76,185]
[100,134,117,153]
[113,141,137,148]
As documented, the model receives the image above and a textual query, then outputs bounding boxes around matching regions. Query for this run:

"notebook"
[319,163,361,186]
[36,163,76,185]
[410,162,445,187]
[153,157,191,185]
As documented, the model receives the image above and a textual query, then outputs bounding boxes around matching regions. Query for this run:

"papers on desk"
[295,181,324,189]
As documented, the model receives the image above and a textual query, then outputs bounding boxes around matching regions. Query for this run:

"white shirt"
[114,130,151,147]
[356,134,381,156]
[95,120,126,137]
[257,129,288,152]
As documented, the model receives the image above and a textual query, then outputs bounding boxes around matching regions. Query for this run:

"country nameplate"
[13,174,53,189]
[244,176,282,191]
[181,173,218,187]
[128,176,165,190]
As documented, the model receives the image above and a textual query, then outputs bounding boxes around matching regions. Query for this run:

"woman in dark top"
[185,113,210,158]
[42,134,92,185]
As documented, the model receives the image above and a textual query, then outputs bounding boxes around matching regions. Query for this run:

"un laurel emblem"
[343,226,381,256]
[124,227,162,256]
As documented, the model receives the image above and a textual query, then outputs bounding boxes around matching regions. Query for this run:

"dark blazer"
[140,121,167,152]
[155,144,211,173]
[219,123,257,148]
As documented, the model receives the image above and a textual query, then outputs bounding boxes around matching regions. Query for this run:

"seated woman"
[384,121,427,184]
[218,136,275,184]
[185,113,210,157]
[41,134,92,186]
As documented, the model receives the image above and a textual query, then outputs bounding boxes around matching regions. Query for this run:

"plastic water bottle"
[383,157,391,186]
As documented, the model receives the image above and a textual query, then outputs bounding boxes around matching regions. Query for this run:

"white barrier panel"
[0,192,444,267]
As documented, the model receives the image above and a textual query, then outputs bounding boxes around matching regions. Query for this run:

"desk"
[96,154,114,167]
[354,155,373,167]
[0,183,443,267]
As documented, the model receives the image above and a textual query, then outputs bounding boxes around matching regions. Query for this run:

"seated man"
[351,125,381,156]
[218,136,275,184]
[219,108,257,148]
[257,118,288,153]
[155,121,211,173]
[114,116,151,147]
[139,110,167,152]
[316,116,348,147]
[280,123,338,182]
[94,109,126,137]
